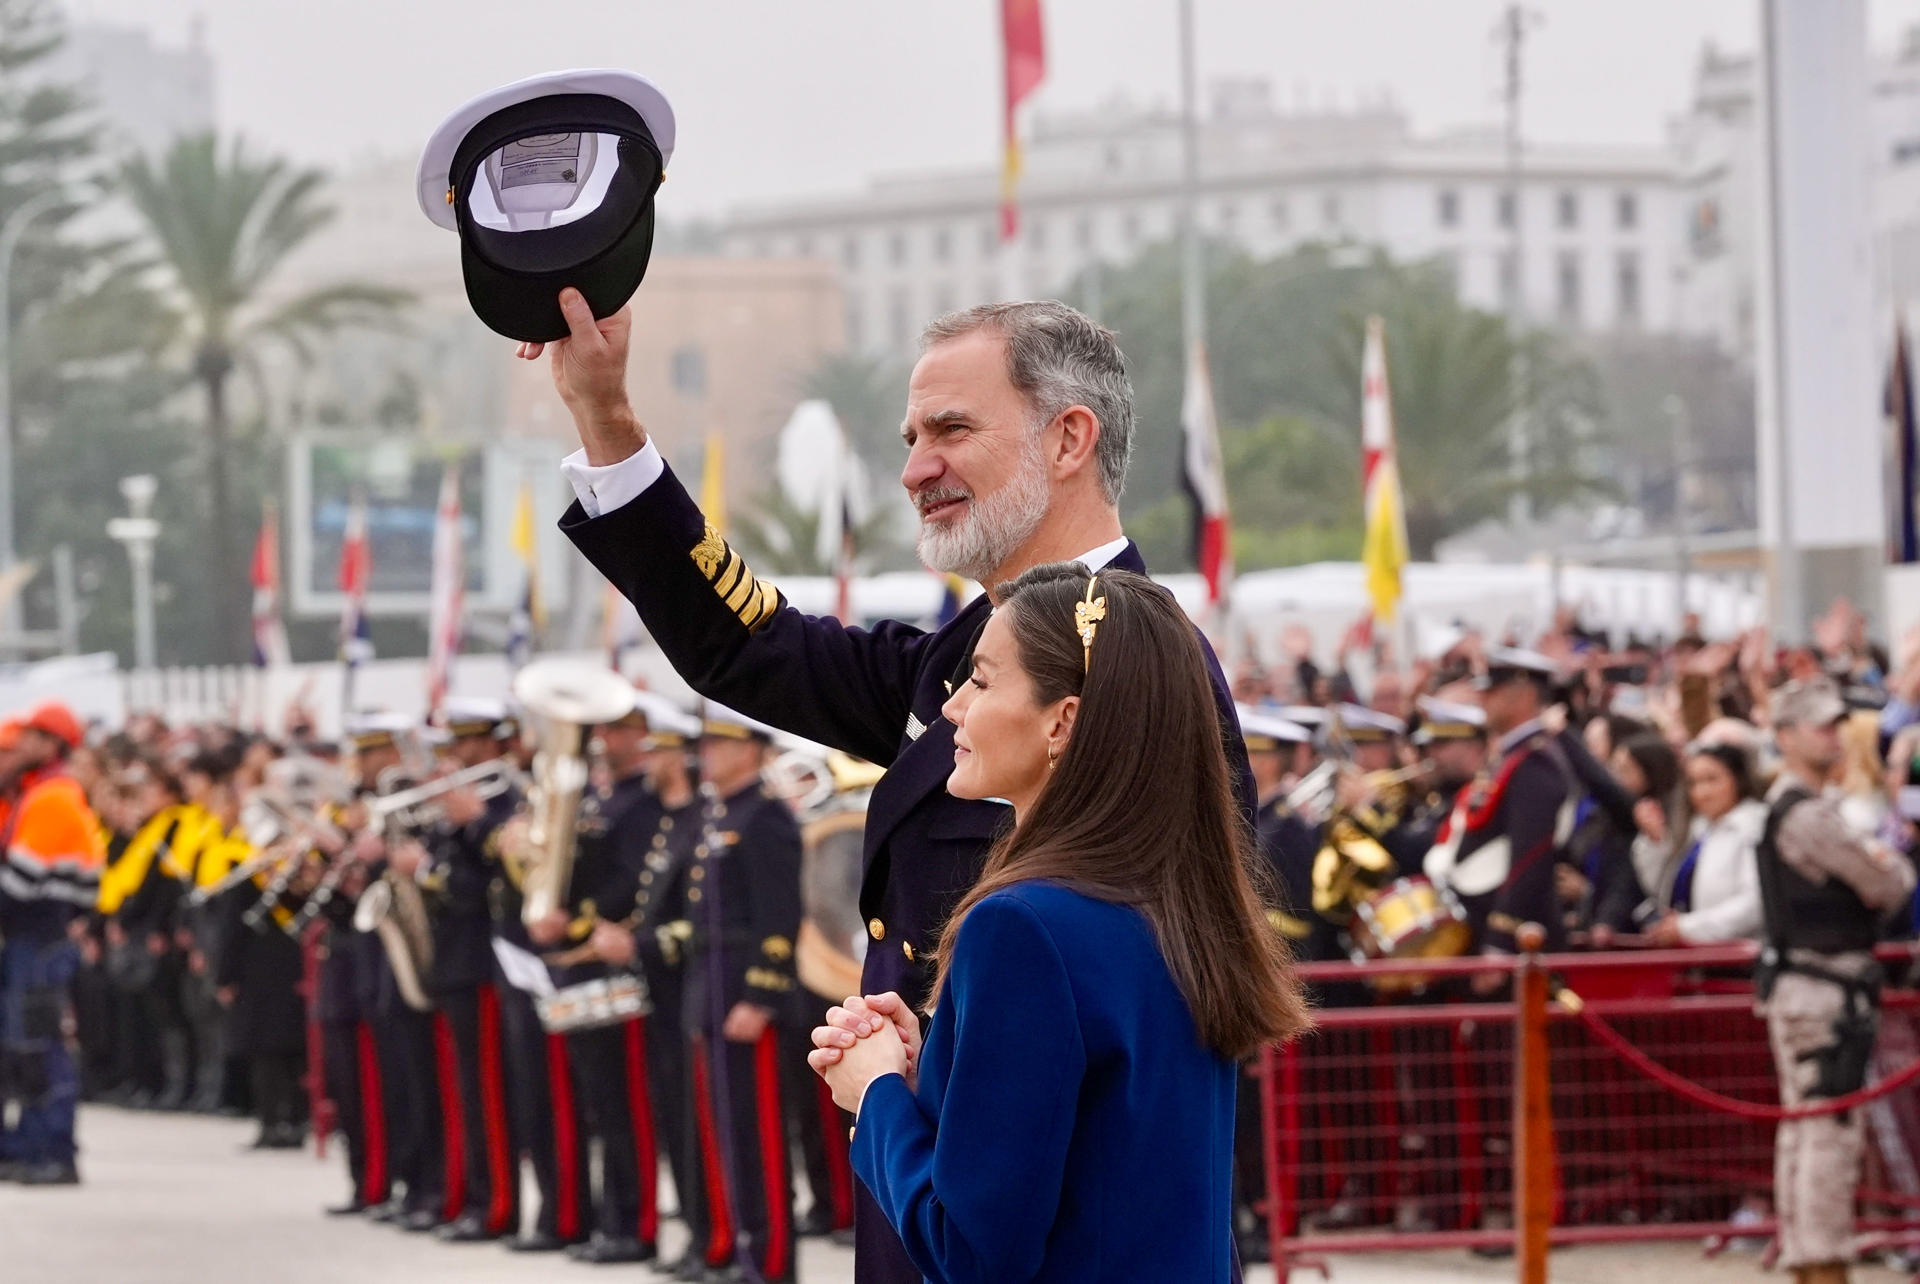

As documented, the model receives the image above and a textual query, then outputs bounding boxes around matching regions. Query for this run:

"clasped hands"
[808,992,920,1116]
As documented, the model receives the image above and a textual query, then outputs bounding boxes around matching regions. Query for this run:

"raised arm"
[535,291,934,765]
[850,894,1085,1284]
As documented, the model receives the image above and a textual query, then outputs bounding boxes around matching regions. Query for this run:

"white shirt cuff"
[560,440,665,519]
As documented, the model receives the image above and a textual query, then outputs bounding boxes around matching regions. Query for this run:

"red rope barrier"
[1567,993,1920,1121]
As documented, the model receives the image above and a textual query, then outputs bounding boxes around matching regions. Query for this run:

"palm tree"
[731,483,904,577]
[119,133,409,660]
[1289,271,1609,560]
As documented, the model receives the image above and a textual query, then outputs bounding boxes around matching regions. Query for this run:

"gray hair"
[920,301,1134,504]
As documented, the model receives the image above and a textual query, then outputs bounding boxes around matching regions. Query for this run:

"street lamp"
[107,474,160,671]
[0,189,67,641]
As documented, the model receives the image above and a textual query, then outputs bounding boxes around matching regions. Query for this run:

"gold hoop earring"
[1047,749,1058,771]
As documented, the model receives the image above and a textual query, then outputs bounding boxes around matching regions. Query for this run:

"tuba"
[512,658,637,929]
[355,872,436,1012]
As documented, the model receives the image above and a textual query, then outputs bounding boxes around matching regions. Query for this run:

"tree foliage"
[1067,241,1612,568]
[119,134,411,660]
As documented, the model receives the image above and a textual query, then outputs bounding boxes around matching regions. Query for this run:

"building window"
[1217,202,1238,234]
[1076,215,1095,250]
[932,226,951,263]
[1122,209,1142,244]
[796,234,814,258]
[1104,143,1123,173]
[1437,188,1459,228]
[1322,191,1342,228]
[1497,189,1516,229]
[889,287,912,348]
[1498,251,1520,312]
[889,231,908,267]
[1616,191,1638,231]
[1616,250,1641,325]
[1270,197,1289,230]
[932,284,955,317]
[843,236,861,270]
[1556,250,1582,324]
[1557,190,1579,230]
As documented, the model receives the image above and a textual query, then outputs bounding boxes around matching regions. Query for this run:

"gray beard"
[914,443,1051,583]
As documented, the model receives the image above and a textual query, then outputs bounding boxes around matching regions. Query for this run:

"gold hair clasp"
[1074,576,1106,672]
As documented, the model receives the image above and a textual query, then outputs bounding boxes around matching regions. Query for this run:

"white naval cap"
[1332,703,1407,743]
[417,69,676,342]
[1412,696,1488,745]
[1236,705,1313,752]
[1476,646,1561,689]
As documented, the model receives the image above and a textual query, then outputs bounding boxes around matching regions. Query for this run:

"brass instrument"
[365,759,525,832]
[350,763,521,1013]
[513,659,637,929]
[220,792,348,932]
[778,749,886,1001]
[355,871,435,1012]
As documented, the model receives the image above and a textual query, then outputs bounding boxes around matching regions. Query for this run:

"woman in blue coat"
[809,565,1311,1283]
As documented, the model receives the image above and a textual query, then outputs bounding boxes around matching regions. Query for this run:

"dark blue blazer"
[851,881,1237,1283]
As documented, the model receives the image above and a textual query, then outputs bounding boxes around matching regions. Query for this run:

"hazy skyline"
[59,0,1920,217]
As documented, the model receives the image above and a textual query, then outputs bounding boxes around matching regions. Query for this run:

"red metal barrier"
[1260,938,1920,1278]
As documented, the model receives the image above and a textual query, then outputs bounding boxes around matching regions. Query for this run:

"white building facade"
[1673,37,1920,366]
[719,80,1681,357]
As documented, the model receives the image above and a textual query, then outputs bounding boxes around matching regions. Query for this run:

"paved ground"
[2,1107,1911,1282]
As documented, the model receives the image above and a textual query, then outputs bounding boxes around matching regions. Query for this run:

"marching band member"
[679,708,804,1283]
[1424,649,1577,965]
[527,696,666,1266]
[410,699,522,1245]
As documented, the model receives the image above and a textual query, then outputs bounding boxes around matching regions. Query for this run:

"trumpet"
[366,759,525,835]
[1285,759,1434,821]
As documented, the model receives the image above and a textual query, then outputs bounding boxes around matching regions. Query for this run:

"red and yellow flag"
[999,0,1047,242]
[1361,316,1410,624]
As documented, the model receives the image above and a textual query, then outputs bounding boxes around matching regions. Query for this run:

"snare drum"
[537,973,650,1033]
[1348,876,1473,989]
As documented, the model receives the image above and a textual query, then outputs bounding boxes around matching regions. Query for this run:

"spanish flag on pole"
[1361,315,1409,624]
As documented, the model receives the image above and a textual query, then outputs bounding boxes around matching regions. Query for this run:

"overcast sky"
[61,0,1920,216]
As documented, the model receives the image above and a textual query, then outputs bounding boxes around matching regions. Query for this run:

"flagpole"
[1177,0,1206,361]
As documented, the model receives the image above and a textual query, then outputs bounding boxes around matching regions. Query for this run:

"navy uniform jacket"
[554,771,660,987]
[1253,794,1329,960]
[1424,728,1572,955]
[852,882,1237,1283]
[561,461,1252,1013]
[424,787,520,995]
[681,780,802,1037]
[597,795,700,1029]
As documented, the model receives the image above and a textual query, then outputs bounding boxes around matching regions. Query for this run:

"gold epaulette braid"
[691,522,780,632]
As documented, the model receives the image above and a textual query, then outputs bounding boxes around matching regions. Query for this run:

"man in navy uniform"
[397,699,523,1244]
[526,291,1250,1282]
[680,708,804,1283]
[1233,706,1316,1261]
[584,694,708,1280]
[1395,696,1489,861]
[526,695,666,1266]
[1424,648,1576,963]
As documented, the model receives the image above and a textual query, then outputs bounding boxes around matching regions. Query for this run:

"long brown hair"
[930,564,1310,1059]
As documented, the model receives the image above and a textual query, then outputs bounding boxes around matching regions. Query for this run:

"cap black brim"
[462,200,655,342]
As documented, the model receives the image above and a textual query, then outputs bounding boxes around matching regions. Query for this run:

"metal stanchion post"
[1512,923,1552,1283]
